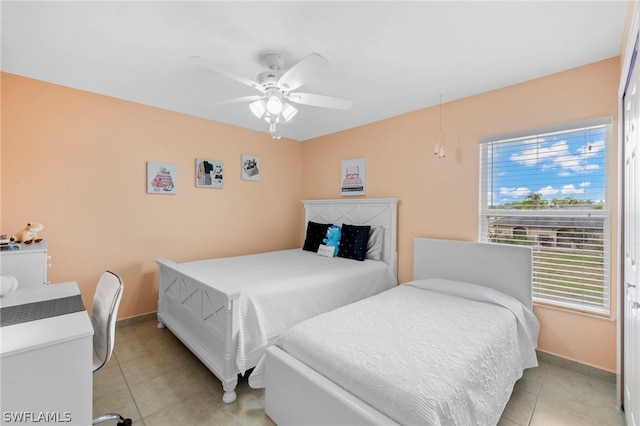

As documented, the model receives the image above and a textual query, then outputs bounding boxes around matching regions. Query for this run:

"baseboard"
[116,312,156,329]
[536,350,615,384]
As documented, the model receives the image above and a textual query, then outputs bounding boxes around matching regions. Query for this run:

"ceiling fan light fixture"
[266,95,283,115]
[195,52,352,139]
[249,99,266,118]
[281,103,298,121]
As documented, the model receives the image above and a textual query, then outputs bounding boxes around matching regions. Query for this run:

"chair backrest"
[91,270,124,373]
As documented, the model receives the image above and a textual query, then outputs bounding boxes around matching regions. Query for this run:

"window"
[479,117,612,316]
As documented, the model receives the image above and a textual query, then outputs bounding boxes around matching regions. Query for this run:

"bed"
[255,237,540,425]
[155,198,399,403]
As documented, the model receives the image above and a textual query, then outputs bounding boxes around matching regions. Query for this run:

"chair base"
[92,413,132,425]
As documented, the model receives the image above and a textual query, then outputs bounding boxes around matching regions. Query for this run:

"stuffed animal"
[322,225,342,256]
[10,222,44,244]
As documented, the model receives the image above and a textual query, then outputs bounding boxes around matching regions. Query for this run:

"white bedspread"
[251,278,539,425]
[179,249,396,372]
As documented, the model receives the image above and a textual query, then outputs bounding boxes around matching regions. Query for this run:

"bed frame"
[264,237,533,425]
[155,198,398,403]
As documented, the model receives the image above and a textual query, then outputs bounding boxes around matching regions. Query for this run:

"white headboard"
[302,198,399,278]
[413,237,533,309]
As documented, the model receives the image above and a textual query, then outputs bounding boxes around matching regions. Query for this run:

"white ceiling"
[0,1,628,141]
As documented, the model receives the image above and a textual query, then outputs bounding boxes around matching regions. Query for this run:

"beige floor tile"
[501,388,537,425]
[119,345,187,385]
[231,411,277,426]
[92,387,141,424]
[497,416,522,426]
[117,319,166,343]
[161,327,183,346]
[540,365,623,425]
[93,361,127,400]
[530,397,610,426]
[114,330,175,363]
[232,385,265,418]
[165,337,229,399]
[216,374,271,425]
[129,363,211,418]
[515,362,548,395]
[187,360,227,399]
[143,390,236,426]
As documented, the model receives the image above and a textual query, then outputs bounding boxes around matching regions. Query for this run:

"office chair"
[91,271,132,426]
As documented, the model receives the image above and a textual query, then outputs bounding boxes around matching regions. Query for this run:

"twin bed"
[254,237,539,425]
[155,198,399,403]
[156,197,540,424]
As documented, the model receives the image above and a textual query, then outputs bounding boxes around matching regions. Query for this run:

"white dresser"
[0,241,50,287]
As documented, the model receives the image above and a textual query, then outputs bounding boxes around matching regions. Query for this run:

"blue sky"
[486,126,607,207]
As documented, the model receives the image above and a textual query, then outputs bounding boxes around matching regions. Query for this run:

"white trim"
[479,116,613,145]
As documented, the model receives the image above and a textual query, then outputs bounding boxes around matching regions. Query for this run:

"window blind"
[479,117,612,315]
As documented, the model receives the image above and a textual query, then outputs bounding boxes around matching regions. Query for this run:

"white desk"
[0,282,93,425]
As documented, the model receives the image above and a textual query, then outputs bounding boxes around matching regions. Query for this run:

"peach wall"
[1,73,303,319]
[301,58,620,372]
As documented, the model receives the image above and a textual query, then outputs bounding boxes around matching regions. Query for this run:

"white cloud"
[499,187,530,197]
[539,185,559,196]
[560,184,585,195]
[510,138,602,175]
[510,140,568,166]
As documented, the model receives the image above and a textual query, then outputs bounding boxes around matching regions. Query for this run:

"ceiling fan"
[191,52,354,138]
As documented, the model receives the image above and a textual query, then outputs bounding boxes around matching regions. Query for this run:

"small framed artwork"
[196,158,224,188]
[147,162,177,194]
[241,154,260,181]
[341,157,366,196]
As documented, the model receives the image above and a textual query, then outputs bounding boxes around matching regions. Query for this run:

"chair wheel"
[117,420,132,426]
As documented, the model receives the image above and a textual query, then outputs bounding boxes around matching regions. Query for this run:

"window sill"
[533,301,613,321]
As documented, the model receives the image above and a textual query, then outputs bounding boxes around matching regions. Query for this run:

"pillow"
[302,221,332,252]
[366,226,383,260]
[338,224,371,261]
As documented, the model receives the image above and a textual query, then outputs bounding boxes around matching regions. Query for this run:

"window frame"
[478,117,613,316]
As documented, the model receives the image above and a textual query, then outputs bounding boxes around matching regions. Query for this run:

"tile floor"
[93,318,626,426]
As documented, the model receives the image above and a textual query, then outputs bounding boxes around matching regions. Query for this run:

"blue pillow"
[302,221,332,252]
[337,224,371,261]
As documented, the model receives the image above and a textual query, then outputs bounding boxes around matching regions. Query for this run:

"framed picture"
[241,154,260,181]
[147,162,177,194]
[341,157,366,196]
[196,158,224,188]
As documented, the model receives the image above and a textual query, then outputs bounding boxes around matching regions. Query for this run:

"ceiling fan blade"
[204,95,264,107]
[190,56,264,93]
[287,92,354,110]
[278,53,329,92]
